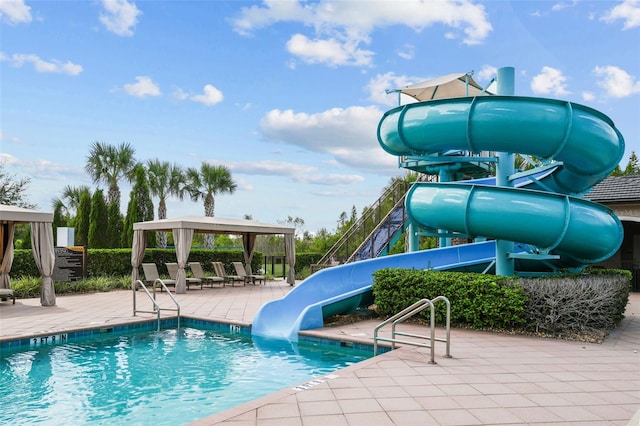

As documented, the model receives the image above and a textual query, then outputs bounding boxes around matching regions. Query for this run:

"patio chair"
[188,262,225,288]
[212,261,244,286]
[232,261,265,285]
[166,262,203,289]
[0,288,16,304]
[141,263,176,291]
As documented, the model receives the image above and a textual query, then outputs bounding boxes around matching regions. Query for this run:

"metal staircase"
[311,174,435,272]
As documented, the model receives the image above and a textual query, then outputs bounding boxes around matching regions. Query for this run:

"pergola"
[0,204,56,306]
[131,216,296,293]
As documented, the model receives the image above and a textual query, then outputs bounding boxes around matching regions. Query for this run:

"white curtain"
[242,233,257,274]
[0,223,15,289]
[173,228,193,294]
[284,233,296,286]
[131,230,146,288]
[31,222,56,306]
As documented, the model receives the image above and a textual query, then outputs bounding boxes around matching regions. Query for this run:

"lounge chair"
[141,263,176,290]
[166,262,203,289]
[232,261,265,285]
[188,262,225,288]
[0,288,16,304]
[212,261,244,286]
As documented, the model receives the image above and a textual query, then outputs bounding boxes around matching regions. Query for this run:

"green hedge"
[372,268,631,337]
[373,268,528,329]
[11,248,321,280]
[11,248,262,279]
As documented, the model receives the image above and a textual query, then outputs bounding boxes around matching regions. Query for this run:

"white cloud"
[1,52,83,75]
[191,84,224,106]
[0,130,24,144]
[582,91,596,102]
[225,160,317,176]
[123,76,161,97]
[397,44,415,60]
[286,33,374,67]
[259,105,398,173]
[231,0,492,67]
[0,0,31,24]
[593,65,640,98]
[173,88,189,101]
[1,153,83,180]
[601,0,640,29]
[476,65,497,82]
[100,0,142,37]
[208,159,364,186]
[551,1,578,12]
[530,66,570,96]
[294,173,364,185]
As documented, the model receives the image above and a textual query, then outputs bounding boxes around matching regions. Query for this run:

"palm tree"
[85,142,136,207]
[186,163,237,248]
[147,159,186,248]
[55,185,92,216]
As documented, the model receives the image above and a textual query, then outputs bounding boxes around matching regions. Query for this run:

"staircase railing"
[311,174,435,272]
[347,196,407,262]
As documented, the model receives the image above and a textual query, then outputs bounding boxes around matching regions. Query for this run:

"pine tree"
[75,189,92,247]
[88,189,109,248]
[106,201,123,248]
[122,165,155,248]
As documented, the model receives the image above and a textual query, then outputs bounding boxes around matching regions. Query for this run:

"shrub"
[513,269,631,339]
[373,269,527,330]
[372,268,631,341]
[10,275,131,299]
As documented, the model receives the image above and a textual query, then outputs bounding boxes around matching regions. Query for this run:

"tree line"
[2,148,638,254]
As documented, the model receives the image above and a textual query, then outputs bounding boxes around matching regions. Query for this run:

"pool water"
[0,327,371,425]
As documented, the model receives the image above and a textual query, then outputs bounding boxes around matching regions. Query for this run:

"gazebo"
[0,204,56,306]
[131,216,296,293]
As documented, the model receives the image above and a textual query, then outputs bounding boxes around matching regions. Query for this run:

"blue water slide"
[251,241,496,341]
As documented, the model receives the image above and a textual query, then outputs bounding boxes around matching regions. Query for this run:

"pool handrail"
[133,279,181,331]
[373,296,451,364]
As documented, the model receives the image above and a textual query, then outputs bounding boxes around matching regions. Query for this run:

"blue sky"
[1,0,639,234]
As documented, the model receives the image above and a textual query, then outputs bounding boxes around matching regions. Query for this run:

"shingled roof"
[585,175,640,203]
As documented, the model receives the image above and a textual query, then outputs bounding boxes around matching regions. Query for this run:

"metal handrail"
[133,279,181,331]
[346,196,407,263]
[373,296,450,364]
[313,178,416,271]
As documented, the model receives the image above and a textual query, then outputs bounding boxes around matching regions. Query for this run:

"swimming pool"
[0,320,373,425]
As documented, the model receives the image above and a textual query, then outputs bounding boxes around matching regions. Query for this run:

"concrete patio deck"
[1,280,638,425]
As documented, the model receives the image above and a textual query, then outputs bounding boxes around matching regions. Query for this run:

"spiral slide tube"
[251,95,625,341]
[378,95,625,272]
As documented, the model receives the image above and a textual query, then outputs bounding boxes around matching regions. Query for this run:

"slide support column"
[496,67,515,276]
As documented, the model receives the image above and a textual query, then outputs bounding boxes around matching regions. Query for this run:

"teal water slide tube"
[252,241,496,341]
[379,95,624,270]
[252,95,625,341]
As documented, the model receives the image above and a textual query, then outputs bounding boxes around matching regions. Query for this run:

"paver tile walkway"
[1,281,638,425]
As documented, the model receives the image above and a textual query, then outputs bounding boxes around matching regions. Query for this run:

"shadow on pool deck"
[1,281,639,425]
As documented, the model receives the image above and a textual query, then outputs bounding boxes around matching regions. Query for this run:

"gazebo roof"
[0,204,53,223]
[133,216,295,235]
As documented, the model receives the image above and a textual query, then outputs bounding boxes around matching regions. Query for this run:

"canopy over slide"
[131,216,296,293]
[393,72,492,102]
